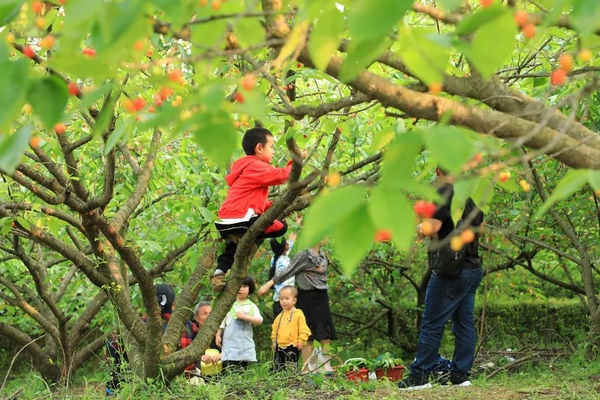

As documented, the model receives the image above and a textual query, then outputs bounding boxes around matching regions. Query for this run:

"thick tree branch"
[112,129,162,231]
[2,202,84,234]
[302,51,600,169]
[0,277,62,348]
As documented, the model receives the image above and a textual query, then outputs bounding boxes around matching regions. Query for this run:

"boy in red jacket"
[211,127,303,291]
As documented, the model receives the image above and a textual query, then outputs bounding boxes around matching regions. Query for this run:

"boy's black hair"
[269,237,287,280]
[242,127,273,155]
[242,275,256,294]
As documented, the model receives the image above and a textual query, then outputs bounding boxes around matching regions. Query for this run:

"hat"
[155,284,175,314]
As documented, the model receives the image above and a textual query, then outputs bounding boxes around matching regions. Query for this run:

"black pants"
[222,360,248,374]
[273,346,300,372]
[215,218,287,274]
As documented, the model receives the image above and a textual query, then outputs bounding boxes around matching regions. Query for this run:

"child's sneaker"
[397,374,432,390]
[211,273,226,292]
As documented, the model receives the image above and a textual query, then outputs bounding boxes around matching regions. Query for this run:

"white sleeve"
[251,303,263,323]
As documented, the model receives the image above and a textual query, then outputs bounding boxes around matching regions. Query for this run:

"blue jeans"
[410,267,483,377]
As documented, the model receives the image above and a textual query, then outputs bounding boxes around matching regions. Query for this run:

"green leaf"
[192,109,237,168]
[456,4,508,35]
[137,240,163,252]
[340,0,411,82]
[191,19,228,49]
[346,0,410,43]
[470,176,495,214]
[368,186,414,251]
[0,0,22,26]
[588,170,600,190]
[46,217,62,237]
[308,2,345,71]
[104,119,131,155]
[339,37,391,83]
[79,81,115,110]
[48,55,115,81]
[379,131,423,183]
[27,77,69,128]
[397,28,449,86]
[424,126,473,174]
[571,0,600,34]
[437,0,463,11]
[369,129,395,154]
[466,10,517,79]
[451,178,479,223]
[331,204,375,276]
[297,185,368,249]
[535,169,589,218]
[107,0,145,47]
[0,56,29,130]
[92,94,117,138]
[234,18,265,49]
[495,172,518,192]
[0,218,12,236]
[173,234,186,248]
[233,89,267,121]
[0,125,31,173]
[15,216,30,230]
[153,0,198,29]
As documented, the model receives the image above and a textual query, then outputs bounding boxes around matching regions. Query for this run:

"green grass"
[2,350,599,400]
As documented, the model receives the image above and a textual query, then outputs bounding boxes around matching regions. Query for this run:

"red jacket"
[218,156,292,220]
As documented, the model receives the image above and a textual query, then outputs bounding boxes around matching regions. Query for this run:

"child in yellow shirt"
[271,286,311,371]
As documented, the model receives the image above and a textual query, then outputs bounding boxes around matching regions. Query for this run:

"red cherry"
[242,74,257,90]
[23,46,35,59]
[514,10,529,27]
[82,48,97,57]
[374,229,392,242]
[124,97,146,113]
[422,202,436,218]
[67,82,80,96]
[132,97,145,111]
[413,200,436,218]
[32,1,44,15]
[234,92,244,103]
[168,69,183,83]
[550,69,567,86]
[159,86,173,100]
[413,200,425,215]
[54,123,66,134]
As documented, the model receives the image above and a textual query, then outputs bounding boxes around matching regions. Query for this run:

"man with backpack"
[399,167,484,390]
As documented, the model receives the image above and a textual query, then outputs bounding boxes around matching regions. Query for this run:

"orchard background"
[0,0,599,395]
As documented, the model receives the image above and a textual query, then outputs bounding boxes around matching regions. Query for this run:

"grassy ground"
[3,357,599,400]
